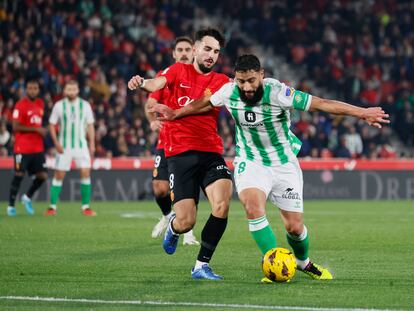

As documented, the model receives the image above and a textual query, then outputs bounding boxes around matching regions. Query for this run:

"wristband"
[139,79,146,88]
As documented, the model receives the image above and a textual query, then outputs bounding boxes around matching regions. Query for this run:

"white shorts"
[233,157,304,213]
[54,149,91,171]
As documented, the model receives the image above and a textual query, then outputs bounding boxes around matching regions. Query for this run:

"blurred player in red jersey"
[7,78,48,216]
[129,28,232,280]
[145,36,199,246]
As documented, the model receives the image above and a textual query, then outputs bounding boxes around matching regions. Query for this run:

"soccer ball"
[262,247,297,282]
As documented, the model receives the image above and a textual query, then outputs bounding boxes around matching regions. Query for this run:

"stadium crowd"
[0,0,413,159]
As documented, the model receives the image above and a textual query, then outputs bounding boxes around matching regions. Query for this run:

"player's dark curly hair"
[172,36,193,49]
[235,54,261,72]
[194,28,225,48]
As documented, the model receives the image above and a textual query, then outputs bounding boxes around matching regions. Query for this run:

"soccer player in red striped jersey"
[129,28,232,280]
[145,36,199,246]
[7,78,48,216]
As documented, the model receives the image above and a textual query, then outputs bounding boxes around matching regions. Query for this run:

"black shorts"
[152,149,169,181]
[14,152,47,176]
[167,150,232,204]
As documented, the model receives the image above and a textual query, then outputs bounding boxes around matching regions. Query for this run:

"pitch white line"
[0,296,398,311]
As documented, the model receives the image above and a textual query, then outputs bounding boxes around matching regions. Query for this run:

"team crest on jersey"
[262,103,271,112]
[204,88,212,96]
[295,93,303,103]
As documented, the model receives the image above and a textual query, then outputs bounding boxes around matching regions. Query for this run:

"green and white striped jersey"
[210,78,312,166]
[49,97,94,151]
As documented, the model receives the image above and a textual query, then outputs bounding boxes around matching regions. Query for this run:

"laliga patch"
[285,87,295,97]
[153,168,158,178]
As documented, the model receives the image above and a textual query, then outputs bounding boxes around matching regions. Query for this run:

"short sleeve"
[12,102,23,122]
[210,83,231,107]
[85,102,95,124]
[149,89,163,102]
[276,82,312,111]
[160,63,180,88]
[49,102,61,124]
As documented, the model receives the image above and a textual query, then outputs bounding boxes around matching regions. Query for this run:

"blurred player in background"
[150,54,390,282]
[129,28,232,280]
[7,78,48,216]
[46,80,96,216]
[145,36,199,246]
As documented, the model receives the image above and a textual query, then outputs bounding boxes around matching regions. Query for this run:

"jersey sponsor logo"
[177,96,194,107]
[30,115,42,125]
[244,111,256,123]
[179,83,191,88]
[281,187,301,200]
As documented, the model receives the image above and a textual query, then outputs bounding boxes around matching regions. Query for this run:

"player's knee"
[285,222,304,236]
[153,182,169,197]
[37,172,48,181]
[243,199,263,218]
[212,199,230,218]
[174,216,195,232]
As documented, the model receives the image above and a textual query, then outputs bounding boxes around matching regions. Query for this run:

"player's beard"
[239,85,264,107]
[197,60,213,73]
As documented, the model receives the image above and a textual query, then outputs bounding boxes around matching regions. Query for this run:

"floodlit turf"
[1,200,413,310]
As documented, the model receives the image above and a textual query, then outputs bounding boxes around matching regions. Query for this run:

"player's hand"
[36,127,47,137]
[361,107,390,129]
[55,143,64,154]
[128,75,145,90]
[149,104,176,121]
[150,120,163,132]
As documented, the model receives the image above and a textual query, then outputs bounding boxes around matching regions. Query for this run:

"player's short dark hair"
[235,54,261,72]
[25,77,39,86]
[64,79,79,87]
[194,28,225,48]
[172,36,193,49]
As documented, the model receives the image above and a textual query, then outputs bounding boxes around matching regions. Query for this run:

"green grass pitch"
[1,200,413,310]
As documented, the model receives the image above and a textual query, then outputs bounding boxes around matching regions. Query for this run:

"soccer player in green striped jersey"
[150,54,390,281]
[46,80,97,216]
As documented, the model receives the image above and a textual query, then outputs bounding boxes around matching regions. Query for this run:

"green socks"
[248,215,277,255]
[50,178,63,207]
[81,178,91,208]
[286,225,309,261]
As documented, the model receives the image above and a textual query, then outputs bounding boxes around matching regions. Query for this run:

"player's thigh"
[269,160,304,213]
[201,152,233,217]
[238,187,267,219]
[167,151,200,205]
[54,152,72,172]
[234,158,273,200]
[27,153,47,177]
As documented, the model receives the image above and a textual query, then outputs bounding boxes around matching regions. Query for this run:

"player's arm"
[145,97,163,131]
[49,123,63,154]
[128,75,167,93]
[86,123,95,157]
[309,96,390,129]
[149,95,213,121]
[12,121,47,136]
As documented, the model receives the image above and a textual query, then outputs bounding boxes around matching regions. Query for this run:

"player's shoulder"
[79,97,91,107]
[263,78,284,89]
[160,62,186,75]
